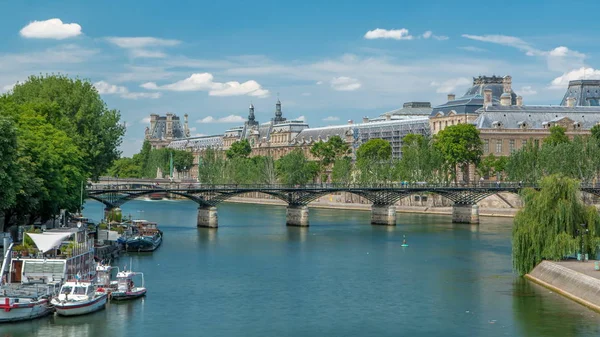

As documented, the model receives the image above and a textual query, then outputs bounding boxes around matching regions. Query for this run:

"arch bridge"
[85,182,563,228]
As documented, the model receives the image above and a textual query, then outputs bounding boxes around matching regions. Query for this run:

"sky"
[2,0,600,156]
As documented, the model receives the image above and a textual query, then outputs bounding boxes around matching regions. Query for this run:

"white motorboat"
[0,285,54,323]
[51,281,108,316]
[111,270,146,301]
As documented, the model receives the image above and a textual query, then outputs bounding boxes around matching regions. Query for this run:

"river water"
[2,199,600,337]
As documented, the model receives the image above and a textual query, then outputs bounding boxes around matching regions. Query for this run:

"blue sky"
[2,0,600,156]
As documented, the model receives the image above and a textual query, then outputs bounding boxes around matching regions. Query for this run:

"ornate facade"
[145,113,190,149]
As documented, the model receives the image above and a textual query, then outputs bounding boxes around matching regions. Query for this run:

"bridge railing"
[88,181,537,191]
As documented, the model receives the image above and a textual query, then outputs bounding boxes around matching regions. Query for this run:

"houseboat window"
[61,286,73,294]
[74,286,87,295]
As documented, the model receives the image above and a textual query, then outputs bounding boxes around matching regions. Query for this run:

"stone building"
[145,113,190,149]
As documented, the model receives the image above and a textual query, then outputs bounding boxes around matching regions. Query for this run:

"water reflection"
[512,278,600,336]
[286,227,308,243]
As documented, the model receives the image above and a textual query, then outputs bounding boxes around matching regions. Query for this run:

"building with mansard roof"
[145,113,191,149]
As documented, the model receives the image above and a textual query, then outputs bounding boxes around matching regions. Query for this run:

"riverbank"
[224,196,518,218]
[526,260,600,312]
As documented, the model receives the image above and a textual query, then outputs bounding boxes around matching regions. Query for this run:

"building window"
[521,139,527,149]
[534,139,540,148]
[509,139,515,153]
[496,139,502,154]
[483,139,489,153]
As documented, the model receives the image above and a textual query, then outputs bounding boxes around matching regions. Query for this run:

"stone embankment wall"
[526,261,600,312]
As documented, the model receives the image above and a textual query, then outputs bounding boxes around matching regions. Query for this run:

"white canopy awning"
[26,232,73,253]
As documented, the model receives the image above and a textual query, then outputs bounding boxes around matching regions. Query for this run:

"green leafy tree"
[108,157,141,178]
[512,175,600,276]
[399,134,444,183]
[9,75,125,180]
[434,124,483,183]
[356,139,392,162]
[506,141,542,183]
[197,148,227,184]
[275,149,319,185]
[226,140,252,159]
[591,124,600,143]
[355,139,396,184]
[544,125,570,146]
[331,157,354,185]
[310,135,351,181]
[138,140,152,176]
[173,150,194,172]
[477,154,508,180]
[0,117,19,213]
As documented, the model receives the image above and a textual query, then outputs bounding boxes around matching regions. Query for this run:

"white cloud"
[519,86,537,95]
[20,18,82,40]
[142,73,270,98]
[550,67,600,89]
[140,117,151,124]
[430,77,471,94]
[94,81,161,100]
[105,37,181,48]
[364,28,413,40]
[189,127,197,132]
[323,116,340,121]
[301,92,311,96]
[105,37,181,59]
[546,46,586,72]
[461,34,535,53]
[459,46,488,52]
[294,116,306,122]
[1,83,16,93]
[316,81,323,85]
[197,115,246,123]
[330,76,361,91]
[422,31,448,40]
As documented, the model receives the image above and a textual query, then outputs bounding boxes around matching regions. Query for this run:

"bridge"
[87,181,600,228]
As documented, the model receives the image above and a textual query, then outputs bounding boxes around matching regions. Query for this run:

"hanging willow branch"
[512,175,600,276]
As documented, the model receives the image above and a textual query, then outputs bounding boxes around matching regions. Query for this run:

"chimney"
[362,117,369,123]
[348,119,354,125]
[516,96,523,106]
[502,75,512,93]
[483,88,493,108]
[150,114,158,133]
[567,96,576,107]
[385,114,391,121]
[500,93,511,106]
[447,93,456,101]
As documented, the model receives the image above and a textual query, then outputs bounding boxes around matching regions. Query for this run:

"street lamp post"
[578,223,589,262]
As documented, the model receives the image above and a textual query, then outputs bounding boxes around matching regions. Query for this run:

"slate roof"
[431,76,517,117]
[167,135,223,150]
[381,102,433,117]
[473,105,600,129]
[150,116,186,140]
[560,80,600,106]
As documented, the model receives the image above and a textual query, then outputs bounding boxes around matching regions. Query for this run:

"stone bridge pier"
[371,204,396,226]
[286,205,309,227]
[452,204,479,224]
[197,206,218,228]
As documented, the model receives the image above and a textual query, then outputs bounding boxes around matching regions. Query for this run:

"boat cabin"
[116,271,144,292]
[6,227,95,285]
[58,282,94,301]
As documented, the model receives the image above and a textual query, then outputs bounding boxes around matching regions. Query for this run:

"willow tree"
[512,175,600,275]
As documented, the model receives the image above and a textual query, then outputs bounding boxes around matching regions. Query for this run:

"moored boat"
[125,220,162,252]
[94,262,118,293]
[110,270,146,301]
[51,281,107,316]
[0,227,96,323]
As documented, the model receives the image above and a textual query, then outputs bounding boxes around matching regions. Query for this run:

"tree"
[477,154,508,180]
[226,140,252,159]
[512,175,600,276]
[9,74,126,180]
[356,138,392,162]
[197,148,227,184]
[276,149,319,185]
[108,157,141,178]
[434,124,483,183]
[173,150,194,172]
[544,125,569,146]
[399,134,444,183]
[138,140,152,176]
[591,124,600,143]
[331,157,354,185]
[310,135,351,181]
[0,117,19,213]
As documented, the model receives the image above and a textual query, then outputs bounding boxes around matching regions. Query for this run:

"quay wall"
[526,261,600,312]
